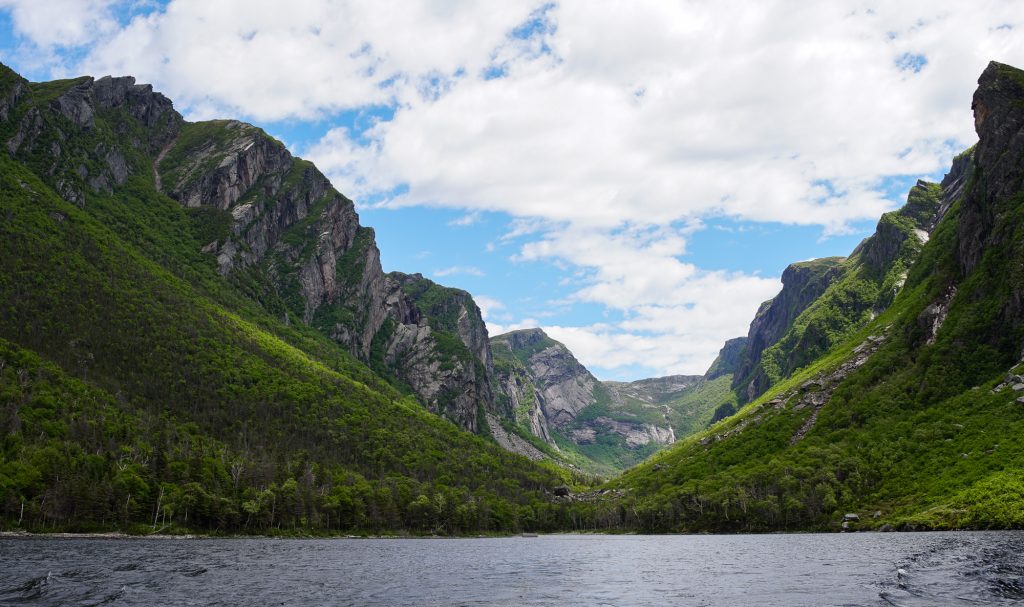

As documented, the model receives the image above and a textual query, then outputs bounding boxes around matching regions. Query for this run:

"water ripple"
[0,532,1021,606]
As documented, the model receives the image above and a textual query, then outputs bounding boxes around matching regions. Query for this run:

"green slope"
[0,66,573,534]
[567,61,1024,532]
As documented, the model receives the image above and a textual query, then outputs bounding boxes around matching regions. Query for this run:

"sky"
[1,1,1021,380]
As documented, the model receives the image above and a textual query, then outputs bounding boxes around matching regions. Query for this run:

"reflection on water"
[0,531,1021,606]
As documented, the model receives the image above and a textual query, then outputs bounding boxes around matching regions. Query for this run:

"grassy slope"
[0,74,574,535]
[594,184,1024,532]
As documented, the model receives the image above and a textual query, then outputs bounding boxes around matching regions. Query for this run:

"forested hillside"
[0,64,580,535]
[571,62,1024,532]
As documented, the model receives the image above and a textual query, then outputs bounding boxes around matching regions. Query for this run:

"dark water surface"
[1,532,1022,606]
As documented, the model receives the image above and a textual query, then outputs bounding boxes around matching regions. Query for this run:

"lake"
[1,532,1022,606]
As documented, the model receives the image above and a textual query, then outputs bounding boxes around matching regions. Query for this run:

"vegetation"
[0,69,579,535]
[5,61,1024,536]
[563,156,1024,532]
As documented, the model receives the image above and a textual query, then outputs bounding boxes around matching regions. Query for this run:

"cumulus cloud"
[0,0,121,48]
[472,295,505,321]
[433,265,485,278]
[6,0,1023,376]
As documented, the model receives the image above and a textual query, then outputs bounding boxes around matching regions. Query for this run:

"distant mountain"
[490,328,742,473]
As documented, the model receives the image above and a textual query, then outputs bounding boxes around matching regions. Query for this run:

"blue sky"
[1,1,1019,379]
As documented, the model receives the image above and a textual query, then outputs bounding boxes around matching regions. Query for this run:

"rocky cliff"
[1,64,499,433]
[952,62,1024,353]
[491,328,596,444]
[491,328,739,471]
[730,169,957,404]
[5,70,179,206]
[704,337,747,381]
[732,257,846,400]
[608,61,1024,533]
[0,63,567,535]
[154,120,499,431]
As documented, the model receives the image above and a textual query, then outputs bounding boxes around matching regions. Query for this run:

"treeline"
[0,340,586,534]
[0,148,582,535]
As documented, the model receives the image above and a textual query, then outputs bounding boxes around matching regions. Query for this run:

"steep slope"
[732,257,846,401]
[0,64,571,534]
[491,329,671,472]
[154,117,496,433]
[491,329,745,473]
[731,167,954,404]
[575,61,1024,533]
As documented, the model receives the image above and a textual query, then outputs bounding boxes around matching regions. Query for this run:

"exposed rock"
[732,258,846,401]
[704,337,747,380]
[6,73,178,206]
[0,67,26,122]
[917,286,958,346]
[491,328,599,442]
[959,62,1024,276]
[485,414,546,461]
[491,328,683,456]
[604,374,702,404]
[162,121,293,211]
[52,80,95,129]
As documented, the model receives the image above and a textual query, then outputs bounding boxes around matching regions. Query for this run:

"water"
[0,532,1022,606]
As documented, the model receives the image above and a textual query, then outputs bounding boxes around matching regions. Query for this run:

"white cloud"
[434,265,485,278]
[0,0,121,48]
[523,224,780,375]
[68,0,541,122]
[473,295,505,321]
[448,211,482,227]
[6,0,1023,377]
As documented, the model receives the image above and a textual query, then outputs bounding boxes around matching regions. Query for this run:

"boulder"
[843,513,860,522]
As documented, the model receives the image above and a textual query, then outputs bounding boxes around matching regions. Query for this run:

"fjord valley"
[3,57,1024,539]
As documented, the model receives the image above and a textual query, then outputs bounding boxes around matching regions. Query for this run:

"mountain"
[577,61,1024,532]
[0,64,574,534]
[154,118,498,433]
[731,171,955,404]
[490,328,742,473]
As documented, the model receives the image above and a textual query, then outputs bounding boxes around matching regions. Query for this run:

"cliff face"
[5,71,179,206]
[0,63,566,536]
[491,328,729,472]
[731,169,956,404]
[953,62,1024,356]
[704,337,747,381]
[380,272,495,432]
[4,66,500,434]
[613,62,1024,533]
[491,329,597,443]
[732,258,846,400]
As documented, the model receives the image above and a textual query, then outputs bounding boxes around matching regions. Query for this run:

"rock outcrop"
[491,328,599,443]
[704,337,747,381]
[491,329,712,469]
[4,69,179,206]
[959,62,1024,277]
[732,258,846,400]
[0,66,500,434]
[731,171,955,404]
[604,375,703,404]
